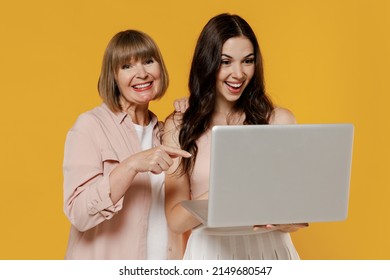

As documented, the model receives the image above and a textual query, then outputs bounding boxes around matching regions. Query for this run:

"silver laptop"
[181,124,354,228]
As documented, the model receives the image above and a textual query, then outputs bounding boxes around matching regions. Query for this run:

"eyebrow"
[221,53,255,58]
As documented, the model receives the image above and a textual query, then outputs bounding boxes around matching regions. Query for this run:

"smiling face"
[115,57,162,109]
[215,36,255,108]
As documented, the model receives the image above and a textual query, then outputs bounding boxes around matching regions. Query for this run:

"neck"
[123,104,150,126]
[214,98,235,120]
[213,111,243,125]
[214,95,237,114]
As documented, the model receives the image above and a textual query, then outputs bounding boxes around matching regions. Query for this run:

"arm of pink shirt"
[63,115,124,232]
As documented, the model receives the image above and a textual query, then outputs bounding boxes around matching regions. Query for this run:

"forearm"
[163,115,199,233]
[165,173,200,234]
[166,202,201,234]
[109,158,138,204]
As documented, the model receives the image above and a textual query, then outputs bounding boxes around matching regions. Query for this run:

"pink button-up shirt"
[63,103,185,259]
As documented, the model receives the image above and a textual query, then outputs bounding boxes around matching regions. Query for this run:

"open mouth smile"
[225,81,245,94]
[132,82,153,90]
[225,82,243,89]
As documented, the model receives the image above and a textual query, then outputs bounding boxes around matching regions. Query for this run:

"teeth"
[133,82,152,89]
[226,82,242,88]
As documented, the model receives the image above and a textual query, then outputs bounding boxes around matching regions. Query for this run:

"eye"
[121,64,132,69]
[221,59,231,65]
[244,57,255,64]
[144,58,154,65]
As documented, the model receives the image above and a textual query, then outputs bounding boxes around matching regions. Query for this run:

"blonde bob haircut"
[98,30,169,112]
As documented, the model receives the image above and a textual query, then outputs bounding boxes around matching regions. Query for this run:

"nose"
[135,64,148,79]
[231,63,245,79]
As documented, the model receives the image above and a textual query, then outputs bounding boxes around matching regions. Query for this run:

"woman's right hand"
[253,223,309,232]
[109,145,191,204]
[173,97,189,113]
[126,145,191,174]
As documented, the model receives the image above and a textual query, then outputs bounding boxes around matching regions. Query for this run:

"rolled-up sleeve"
[63,115,124,232]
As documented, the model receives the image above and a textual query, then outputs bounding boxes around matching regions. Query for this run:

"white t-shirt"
[133,122,168,259]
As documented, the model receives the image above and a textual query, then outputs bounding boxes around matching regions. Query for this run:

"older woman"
[63,30,190,259]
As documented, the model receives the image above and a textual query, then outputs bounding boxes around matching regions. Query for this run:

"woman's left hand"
[253,223,309,232]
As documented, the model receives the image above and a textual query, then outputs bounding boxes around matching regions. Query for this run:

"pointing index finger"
[161,145,191,158]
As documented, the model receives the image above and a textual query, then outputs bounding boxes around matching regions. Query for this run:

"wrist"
[124,157,139,175]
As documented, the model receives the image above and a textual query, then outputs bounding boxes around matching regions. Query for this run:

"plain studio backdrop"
[0,0,389,259]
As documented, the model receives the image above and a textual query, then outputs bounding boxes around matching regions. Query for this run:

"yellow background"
[0,0,389,259]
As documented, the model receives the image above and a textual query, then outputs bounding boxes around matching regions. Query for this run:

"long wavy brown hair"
[178,13,274,175]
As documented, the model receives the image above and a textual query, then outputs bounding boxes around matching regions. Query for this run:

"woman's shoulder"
[74,107,100,126]
[69,104,111,133]
[269,107,297,125]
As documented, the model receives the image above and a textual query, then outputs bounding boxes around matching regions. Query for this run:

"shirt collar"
[101,102,158,126]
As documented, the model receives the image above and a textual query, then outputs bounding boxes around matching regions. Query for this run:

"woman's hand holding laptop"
[253,223,309,232]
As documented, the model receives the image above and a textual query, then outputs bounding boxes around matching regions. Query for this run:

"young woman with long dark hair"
[163,13,307,259]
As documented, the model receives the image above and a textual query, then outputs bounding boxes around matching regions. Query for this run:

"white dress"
[183,128,299,260]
